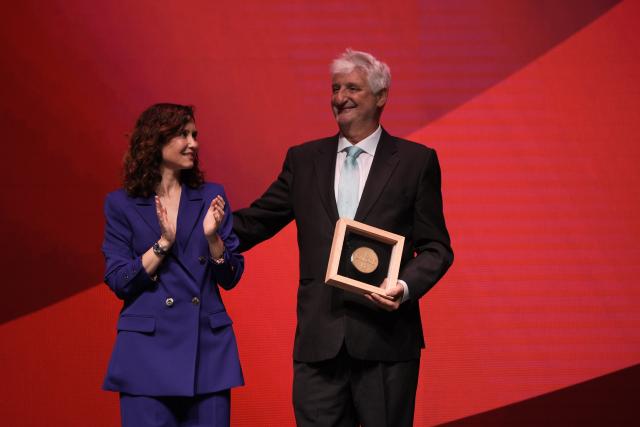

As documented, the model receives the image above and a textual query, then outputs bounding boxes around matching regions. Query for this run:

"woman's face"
[161,121,198,171]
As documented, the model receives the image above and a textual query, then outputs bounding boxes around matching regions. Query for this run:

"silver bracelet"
[210,249,225,265]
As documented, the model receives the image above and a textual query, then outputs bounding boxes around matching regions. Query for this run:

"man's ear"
[376,88,388,108]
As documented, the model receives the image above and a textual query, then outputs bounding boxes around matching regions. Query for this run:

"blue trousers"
[119,390,230,427]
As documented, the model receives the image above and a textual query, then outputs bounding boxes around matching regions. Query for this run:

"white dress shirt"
[333,126,409,303]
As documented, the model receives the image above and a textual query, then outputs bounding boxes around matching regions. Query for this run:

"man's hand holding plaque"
[365,278,404,311]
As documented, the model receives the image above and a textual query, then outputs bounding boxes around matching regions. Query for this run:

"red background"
[1,1,638,425]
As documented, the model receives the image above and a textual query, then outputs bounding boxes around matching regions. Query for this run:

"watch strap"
[152,241,169,257]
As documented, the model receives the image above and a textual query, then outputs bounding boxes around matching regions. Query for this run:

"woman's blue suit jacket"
[101,182,244,396]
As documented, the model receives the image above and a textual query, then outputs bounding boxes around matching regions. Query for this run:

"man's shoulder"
[290,135,338,152]
[279,135,338,164]
[383,132,436,157]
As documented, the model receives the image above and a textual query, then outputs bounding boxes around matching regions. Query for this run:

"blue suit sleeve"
[102,192,156,299]
[210,190,245,290]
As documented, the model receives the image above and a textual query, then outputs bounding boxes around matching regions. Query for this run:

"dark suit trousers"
[293,344,420,427]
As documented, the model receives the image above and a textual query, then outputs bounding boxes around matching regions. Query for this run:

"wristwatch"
[152,241,169,257]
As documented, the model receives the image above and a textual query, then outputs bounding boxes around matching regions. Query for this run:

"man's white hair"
[330,48,391,94]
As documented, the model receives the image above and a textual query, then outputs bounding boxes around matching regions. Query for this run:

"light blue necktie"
[337,146,364,219]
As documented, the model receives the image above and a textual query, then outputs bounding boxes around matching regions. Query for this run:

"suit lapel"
[355,129,399,221]
[176,184,204,253]
[314,135,340,223]
[134,196,161,237]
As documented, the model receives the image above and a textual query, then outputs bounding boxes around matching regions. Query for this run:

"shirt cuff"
[398,279,410,303]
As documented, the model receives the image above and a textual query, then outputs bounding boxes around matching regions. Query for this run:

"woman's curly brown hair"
[123,103,204,197]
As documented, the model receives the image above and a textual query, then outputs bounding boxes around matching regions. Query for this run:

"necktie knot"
[345,146,363,160]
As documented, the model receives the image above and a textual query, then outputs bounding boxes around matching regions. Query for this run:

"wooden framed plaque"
[325,218,405,297]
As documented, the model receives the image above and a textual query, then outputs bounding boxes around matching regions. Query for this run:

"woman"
[101,103,244,426]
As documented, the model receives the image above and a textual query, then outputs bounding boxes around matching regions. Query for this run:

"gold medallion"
[350,246,379,274]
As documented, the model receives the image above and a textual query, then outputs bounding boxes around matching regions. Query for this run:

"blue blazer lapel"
[176,184,204,253]
[314,135,340,223]
[355,129,399,222]
[134,196,161,237]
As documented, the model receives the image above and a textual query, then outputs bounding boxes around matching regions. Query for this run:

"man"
[233,49,453,427]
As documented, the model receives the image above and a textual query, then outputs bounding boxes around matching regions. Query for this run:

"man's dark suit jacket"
[233,129,453,363]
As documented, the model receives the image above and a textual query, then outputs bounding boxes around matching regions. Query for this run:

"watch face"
[153,242,166,256]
